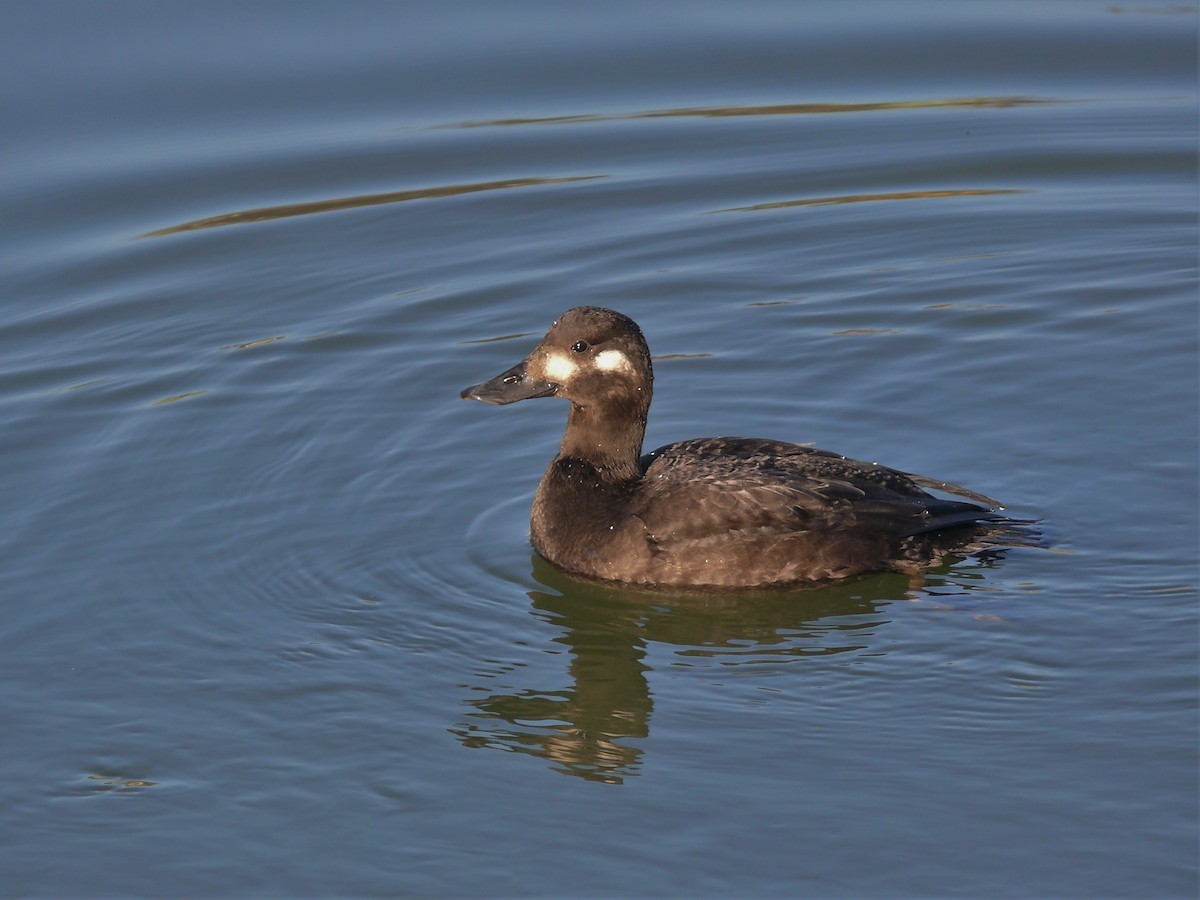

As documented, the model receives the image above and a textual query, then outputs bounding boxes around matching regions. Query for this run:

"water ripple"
[451,96,1058,129]
[141,175,603,237]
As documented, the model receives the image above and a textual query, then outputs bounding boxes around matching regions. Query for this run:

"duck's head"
[461,306,654,410]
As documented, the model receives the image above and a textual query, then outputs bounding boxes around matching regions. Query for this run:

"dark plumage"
[461,306,1019,590]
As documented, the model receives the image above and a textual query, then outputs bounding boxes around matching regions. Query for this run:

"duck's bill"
[460,361,559,405]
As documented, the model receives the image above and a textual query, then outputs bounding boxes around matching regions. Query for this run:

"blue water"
[1,2,1196,896]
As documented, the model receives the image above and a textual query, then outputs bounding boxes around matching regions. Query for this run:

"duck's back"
[626,437,997,587]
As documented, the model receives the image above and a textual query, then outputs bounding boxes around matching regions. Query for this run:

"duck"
[461,306,1018,590]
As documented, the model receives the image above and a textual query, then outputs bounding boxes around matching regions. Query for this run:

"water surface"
[1,2,1196,896]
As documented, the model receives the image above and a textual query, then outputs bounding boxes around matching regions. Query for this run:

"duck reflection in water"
[450,552,1013,784]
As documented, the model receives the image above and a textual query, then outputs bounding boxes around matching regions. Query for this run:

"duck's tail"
[893,513,1045,575]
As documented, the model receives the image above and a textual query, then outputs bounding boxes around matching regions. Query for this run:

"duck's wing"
[636,436,994,546]
[899,472,1002,509]
[644,437,1001,504]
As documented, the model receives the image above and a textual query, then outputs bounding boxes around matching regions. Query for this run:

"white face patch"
[542,352,578,383]
[594,349,633,374]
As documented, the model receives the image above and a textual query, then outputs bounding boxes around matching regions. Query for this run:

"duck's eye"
[571,340,589,353]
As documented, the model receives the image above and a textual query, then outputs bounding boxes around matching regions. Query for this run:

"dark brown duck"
[462,306,1016,590]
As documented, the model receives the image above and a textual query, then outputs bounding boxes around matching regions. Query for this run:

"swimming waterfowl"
[461,306,1014,590]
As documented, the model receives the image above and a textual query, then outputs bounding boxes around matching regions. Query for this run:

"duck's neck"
[557,397,648,483]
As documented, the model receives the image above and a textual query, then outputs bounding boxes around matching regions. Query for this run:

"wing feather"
[636,436,993,552]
